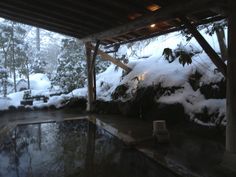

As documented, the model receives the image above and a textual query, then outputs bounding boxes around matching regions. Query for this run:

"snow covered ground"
[0,73,87,110]
[0,30,226,126]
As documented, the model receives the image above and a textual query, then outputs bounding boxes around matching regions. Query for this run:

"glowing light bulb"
[150,24,156,28]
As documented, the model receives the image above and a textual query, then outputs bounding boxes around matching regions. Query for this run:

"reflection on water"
[0,120,176,177]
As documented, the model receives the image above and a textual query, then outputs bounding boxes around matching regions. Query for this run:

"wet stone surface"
[0,119,177,177]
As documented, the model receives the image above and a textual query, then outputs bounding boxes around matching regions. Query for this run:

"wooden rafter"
[67,0,131,22]
[0,11,83,38]
[0,7,95,36]
[105,15,225,48]
[33,0,119,24]
[87,43,132,73]
[82,0,216,42]
[0,0,226,47]
[0,1,107,32]
[18,0,120,26]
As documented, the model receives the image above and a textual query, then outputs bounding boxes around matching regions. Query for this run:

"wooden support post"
[85,42,94,111]
[222,0,236,171]
[180,16,227,77]
[87,43,132,73]
[91,41,100,101]
[226,0,236,156]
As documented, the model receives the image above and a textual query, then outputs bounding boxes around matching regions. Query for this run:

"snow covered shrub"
[95,56,110,74]
[199,79,226,99]
[0,66,9,96]
[188,71,202,91]
[176,50,193,66]
[31,59,47,73]
[8,105,17,111]
[162,48,175,63]
[174,43,196,66]
[194,106,225,126]
[99,81,111,92]
[162,43,201,66]
[188,69,226,99]
[111,84,129,100]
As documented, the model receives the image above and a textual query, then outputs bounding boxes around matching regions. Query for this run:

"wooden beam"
[91,41,100,101]
[90,41,100,73]
[0,6,94,36]
[223,0,236,171]
[82,0,215,42]
[0,1,105,32]
[105,15,225,48]
[180,16,227,76]
[30,0,117,25]
[94,0,151,14]
[0,11,83,38]
[85,42,95,112]
[67,0,129,23]
[103,38,120,43]
[115,36,130,41]
[88,43,132,73]
[14,0,116,27]
[210,7,227,16]
[104,27,178,48]
[226,0,236,154]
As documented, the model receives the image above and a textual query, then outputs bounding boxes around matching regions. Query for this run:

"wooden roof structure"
[0,0,226,46]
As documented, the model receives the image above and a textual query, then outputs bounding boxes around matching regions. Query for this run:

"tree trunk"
[26,58,30,89]
[36,28,40,51]
[12,23,17,92]
[3,54,7,97]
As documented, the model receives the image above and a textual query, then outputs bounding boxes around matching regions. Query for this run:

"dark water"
[0,119,176,177]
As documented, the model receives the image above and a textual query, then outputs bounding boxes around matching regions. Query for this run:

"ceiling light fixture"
[150,24,156,28]
[146,4,161,12]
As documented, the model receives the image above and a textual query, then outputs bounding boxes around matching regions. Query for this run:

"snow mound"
[30,73,51,90]
[96,65,123,101]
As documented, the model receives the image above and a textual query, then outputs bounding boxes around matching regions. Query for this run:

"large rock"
[64,97,87,111]
[93,100,120,114]
[94,84,187,124]
[144,103,186,124]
